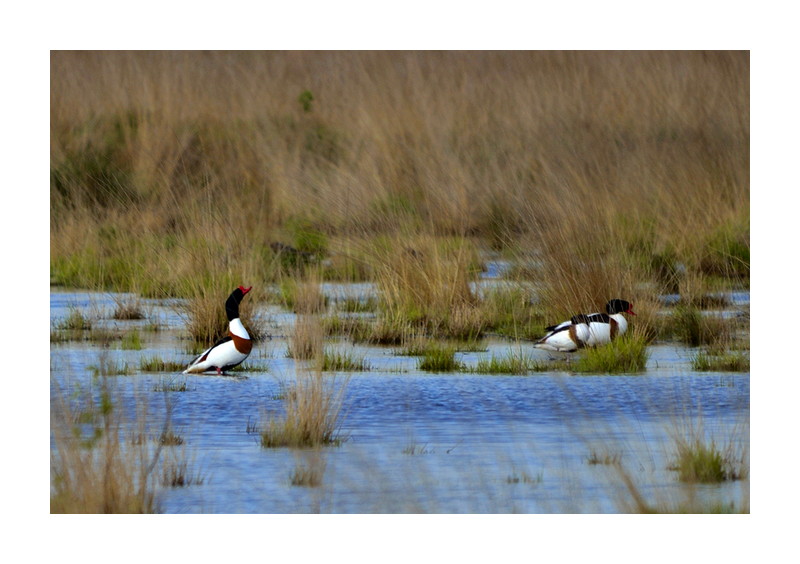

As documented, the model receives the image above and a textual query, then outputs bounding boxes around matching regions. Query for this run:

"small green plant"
[573,336,649,373]
[418,344,464,372]
[298,89,314,113]
[691,349,749,372]
[90,358,133,377]
[55,308,92,331]
[120,329,142,350]
[141,357,187,373]
[671,439,735,483]
[669,423,748,484]
[319,349,370,372]
[286,217,327,257]
[473,351,531,375]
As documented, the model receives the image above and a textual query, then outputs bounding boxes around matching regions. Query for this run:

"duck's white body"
[534,300,635,353]
[184,319,252,374]
[534,319,592,352]
[184,287,253,375]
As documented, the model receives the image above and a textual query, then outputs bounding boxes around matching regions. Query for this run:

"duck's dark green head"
[226,286,252,321]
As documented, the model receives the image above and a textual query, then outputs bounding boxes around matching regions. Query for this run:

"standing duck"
[184,286,253,374]
[534,299,636,352]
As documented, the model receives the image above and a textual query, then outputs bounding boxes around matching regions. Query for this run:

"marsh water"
[50,284,750,513]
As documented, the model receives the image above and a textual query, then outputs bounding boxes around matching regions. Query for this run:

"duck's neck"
[611,313,628,334]
[229,317,250,340]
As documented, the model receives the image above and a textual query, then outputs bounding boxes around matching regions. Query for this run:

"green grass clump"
[260,372,347,448]
[120,329,143,350]
[691,349,749,372]
[573,336,649,374]
[473,352,531,375]
[671,438,741,483]
[417,344,464,372]
[319,349,370,372]
[89,358,133,377]
[112,296,147,320]
[140,357,186,373]
[55,308,92,331]
[668,306,731,347]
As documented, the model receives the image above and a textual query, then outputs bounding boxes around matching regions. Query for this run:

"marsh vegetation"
[50,51,748,513]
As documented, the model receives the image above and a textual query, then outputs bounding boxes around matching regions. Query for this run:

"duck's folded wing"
[186,336,233,368]
[544,320,572,333]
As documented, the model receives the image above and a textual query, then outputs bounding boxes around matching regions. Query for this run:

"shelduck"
[534,299,636,352]
[184,286,253,375]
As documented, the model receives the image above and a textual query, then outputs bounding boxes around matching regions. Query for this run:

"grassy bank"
[51,51,749,322]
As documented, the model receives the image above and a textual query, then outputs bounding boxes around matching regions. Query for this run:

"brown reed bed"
[51,51,748,305]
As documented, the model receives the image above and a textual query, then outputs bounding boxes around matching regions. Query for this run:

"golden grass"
[50,376,159,513]
[51,51,748,307]
[260,370,348,448]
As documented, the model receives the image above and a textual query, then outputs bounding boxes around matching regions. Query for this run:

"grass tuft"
[141,357,187,373]
[473,351,532,375]
[55,308,92,331]
[691,349,749,372]
[319,349,370,372]
[260,371,347,448]
[120,329,143,350]
[418,343,464,372]
[573,335,649,374]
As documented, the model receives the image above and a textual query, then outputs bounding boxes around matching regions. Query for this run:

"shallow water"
[50,289,750,513]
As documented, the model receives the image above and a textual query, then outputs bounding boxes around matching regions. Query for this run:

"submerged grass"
[260,371,348,448]
[319,349,370,372]
[50,367,167,513]
[120,329,143,350]
[691,349,749,372]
